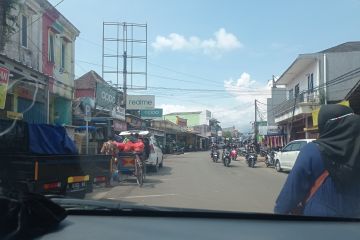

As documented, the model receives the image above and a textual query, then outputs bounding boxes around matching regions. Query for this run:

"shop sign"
[95,82,118,111]
[140,108,163,119]
[267,126,283,135]
[113,120,127,131]
[111,106,125,120]
[7,111,23,120]
[126,95,155,110]
[256,121,267,126]
[176,116,187,127]
[0,67,10,109]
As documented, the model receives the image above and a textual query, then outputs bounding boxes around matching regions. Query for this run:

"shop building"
[0,0,79,125]
[271,42,360,141]
[73,70,126,150]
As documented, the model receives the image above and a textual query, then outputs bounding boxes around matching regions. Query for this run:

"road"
[87,151,288,213]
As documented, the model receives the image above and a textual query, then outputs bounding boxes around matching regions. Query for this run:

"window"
[298,141,307,150]
[294,84,300,98]
[21,15,28,47]
[288,89,294,100]
[308,73,314,92]
[290,142,301,151]
[61,41,66,69]
[282,143,293,152]
[48,32,55,63]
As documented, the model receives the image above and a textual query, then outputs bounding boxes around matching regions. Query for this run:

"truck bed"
[0,154,112,197]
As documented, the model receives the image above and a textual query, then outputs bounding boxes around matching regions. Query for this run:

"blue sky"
[51,0,360,131]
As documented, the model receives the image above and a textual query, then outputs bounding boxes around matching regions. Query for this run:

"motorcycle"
[230,148,238,161]
[222,149,231,167]
[265,150,276,167]
[211,149,220,162]
[245,151,257,168]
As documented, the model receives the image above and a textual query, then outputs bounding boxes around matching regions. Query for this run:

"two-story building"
[271,42,360,141]
[39,0,79,125]
[0,0,79,124]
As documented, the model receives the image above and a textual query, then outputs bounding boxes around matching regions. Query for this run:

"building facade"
[164,110,212,127]
[271,42,360,141]
[0,0,78,125]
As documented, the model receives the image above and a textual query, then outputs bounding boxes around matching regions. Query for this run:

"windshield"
[1,0,360,221]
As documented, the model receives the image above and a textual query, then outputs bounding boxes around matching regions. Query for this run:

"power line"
[148,62,224,86]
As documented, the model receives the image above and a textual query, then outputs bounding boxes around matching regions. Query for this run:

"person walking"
[274,104,360,217]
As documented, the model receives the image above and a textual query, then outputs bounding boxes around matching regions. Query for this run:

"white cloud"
[224,72,271,104]
[157,73,271,133]
[221,73,271,130]
[152,28,242,56]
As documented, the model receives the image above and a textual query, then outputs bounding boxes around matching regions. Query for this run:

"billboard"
[140,108,163,119]
[126,95,155,110]
[95,82,119,111]
[176,116,187,127]
[0,67,10,109]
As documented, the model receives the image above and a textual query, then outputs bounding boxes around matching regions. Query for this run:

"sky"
[50,0,360,132]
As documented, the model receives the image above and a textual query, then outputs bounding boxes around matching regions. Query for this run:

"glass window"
[21,15,28,47]
[298,141,307,150]
[61,41,66,69]
[288,89,294,100]
[294,84,300,98]
[290,142,301,151]
[282,143,293,151]
[48,32,55,63]
[308,73,314,92]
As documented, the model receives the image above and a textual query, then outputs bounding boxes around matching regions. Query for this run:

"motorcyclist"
[222,140,232,155]
[210,143,218,158]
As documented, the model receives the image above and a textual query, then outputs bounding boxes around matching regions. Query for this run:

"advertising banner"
[140,108,163,119]
[0,67,10,109]
[126,95,155,110]
[111,106,126,120]
[95,82,119,111]
[176,116,187,127]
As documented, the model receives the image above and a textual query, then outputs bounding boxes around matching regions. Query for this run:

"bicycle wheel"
[142,161,146,181]
[135,158,143,187]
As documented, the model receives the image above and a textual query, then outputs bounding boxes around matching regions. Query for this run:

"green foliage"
[223,131,232,139]
[0,0,19,51]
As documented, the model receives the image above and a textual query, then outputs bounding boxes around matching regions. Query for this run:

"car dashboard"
[37,211,360,240]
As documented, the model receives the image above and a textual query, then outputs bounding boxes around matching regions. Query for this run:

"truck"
[0,120,112,198]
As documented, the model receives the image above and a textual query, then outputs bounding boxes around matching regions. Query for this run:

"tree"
[223,131,232,139]
[0,0,18,52]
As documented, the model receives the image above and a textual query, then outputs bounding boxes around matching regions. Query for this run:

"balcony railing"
[273,90,320,118]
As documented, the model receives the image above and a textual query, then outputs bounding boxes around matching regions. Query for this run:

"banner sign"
[126,95,155,110]
[140,108,163,119]
[176,116,187,127]
[95,82,118,111]
[111,106,126,120]
[0,67,10,109]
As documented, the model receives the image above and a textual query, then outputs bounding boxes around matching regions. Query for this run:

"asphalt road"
[87,151,288,213]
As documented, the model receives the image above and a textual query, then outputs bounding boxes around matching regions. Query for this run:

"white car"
[119,130,164,172]
[274,139,315,172]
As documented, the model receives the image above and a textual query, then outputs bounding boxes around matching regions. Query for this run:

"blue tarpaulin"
[28,124,78,155]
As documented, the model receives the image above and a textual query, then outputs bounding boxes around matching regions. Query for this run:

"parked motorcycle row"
[210,146,277,169]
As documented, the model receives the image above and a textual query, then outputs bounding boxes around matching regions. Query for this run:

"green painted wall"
[164,113,201,127]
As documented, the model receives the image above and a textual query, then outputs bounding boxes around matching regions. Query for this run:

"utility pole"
[254,99,258,145]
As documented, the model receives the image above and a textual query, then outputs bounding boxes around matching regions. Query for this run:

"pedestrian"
[274,104,360,217]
